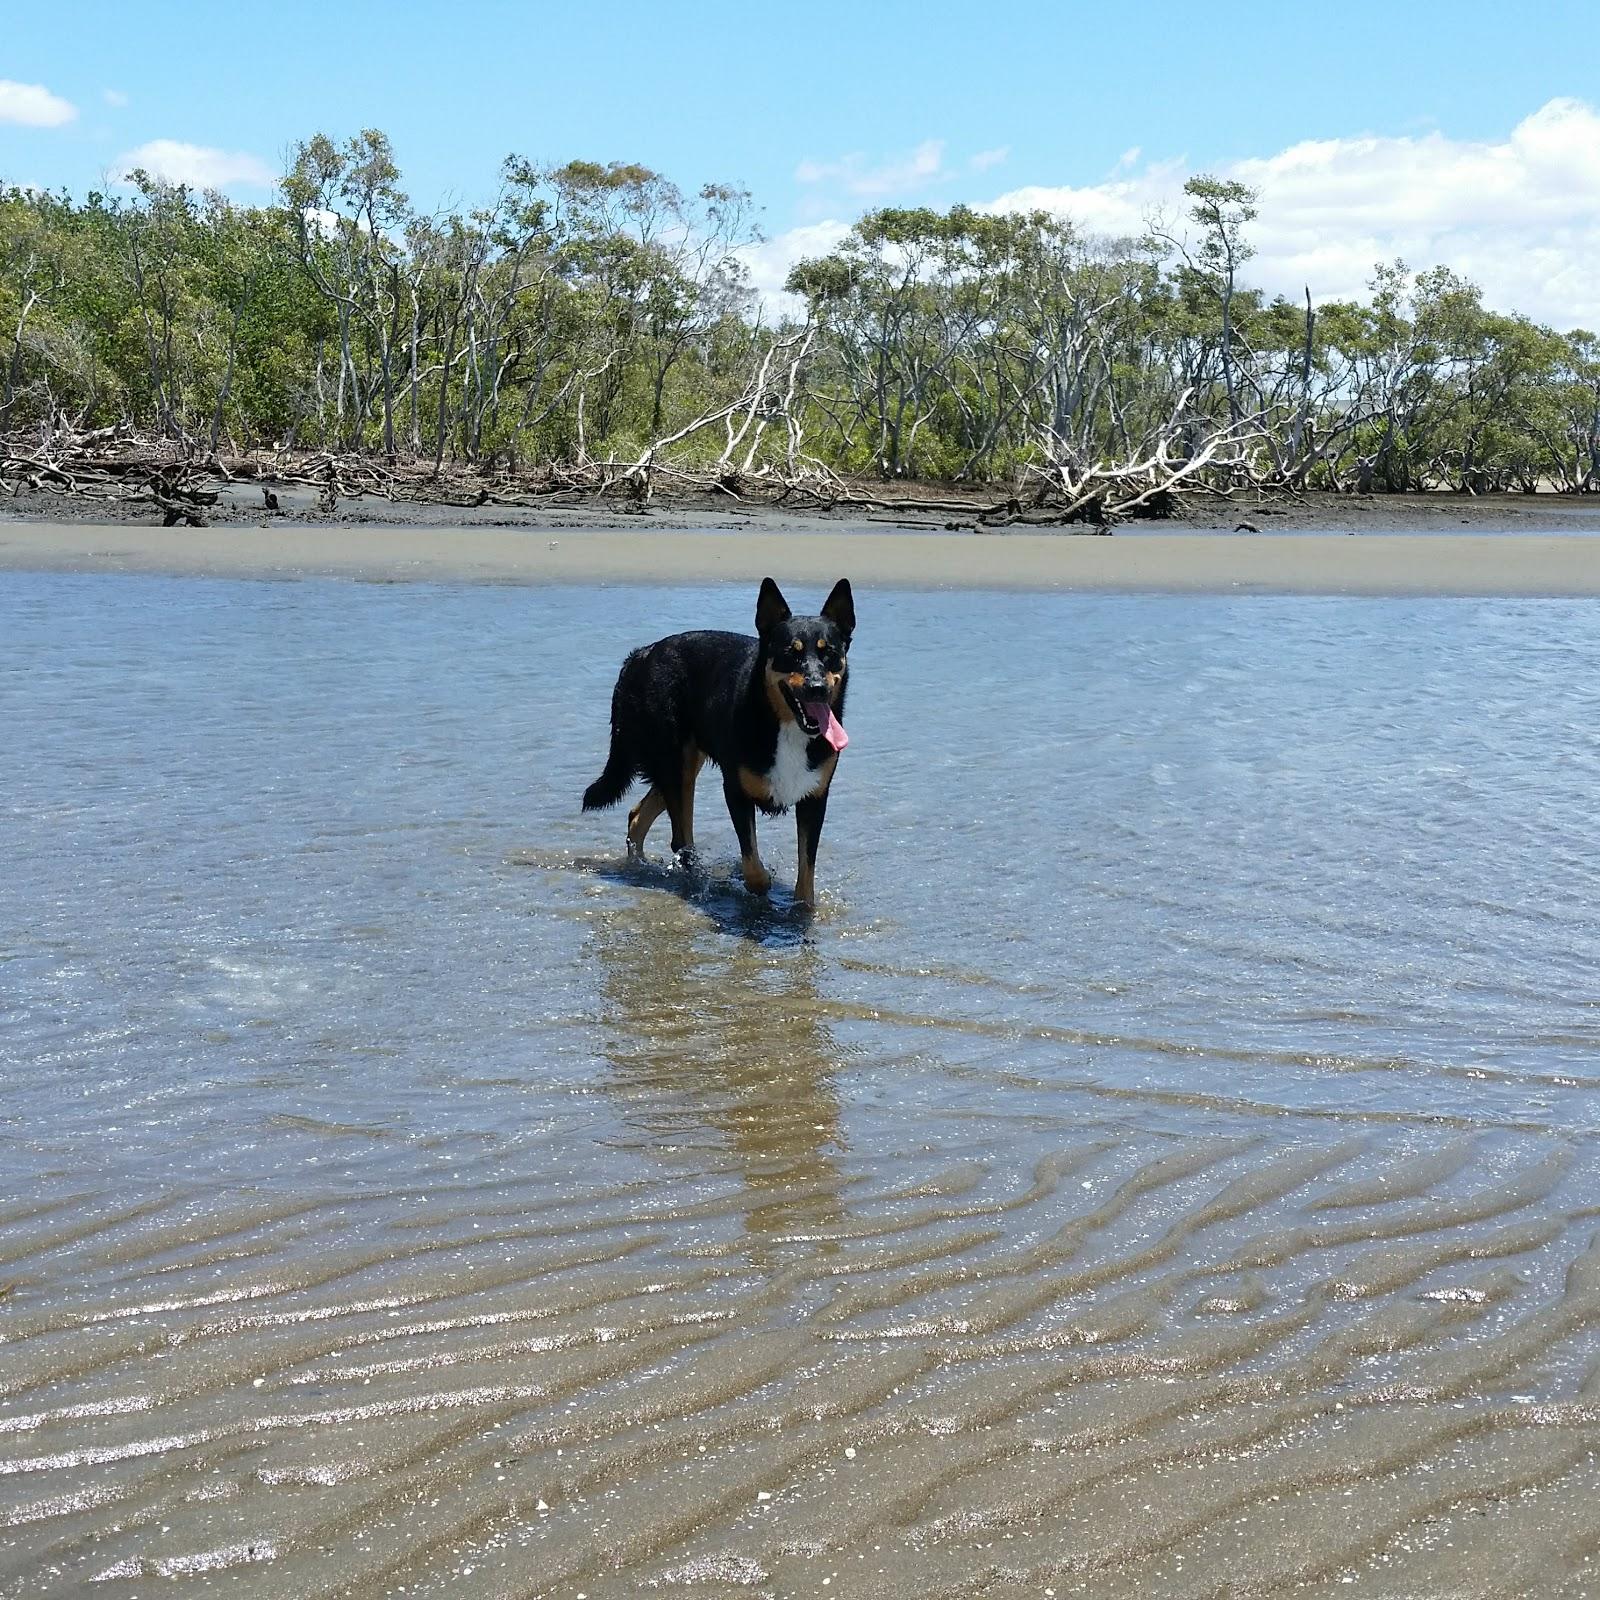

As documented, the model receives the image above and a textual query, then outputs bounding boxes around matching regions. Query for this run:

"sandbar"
[3,519,1600,595]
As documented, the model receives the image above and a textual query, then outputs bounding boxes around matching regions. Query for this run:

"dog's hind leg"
[634,745,704,859]
[669,746,706,854]
[654,745,703,857]
[627,787,666,854]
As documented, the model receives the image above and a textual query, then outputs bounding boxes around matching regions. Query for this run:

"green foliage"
[1,135,1594,494]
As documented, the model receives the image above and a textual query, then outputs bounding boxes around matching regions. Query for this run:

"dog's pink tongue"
[805,701,849,752]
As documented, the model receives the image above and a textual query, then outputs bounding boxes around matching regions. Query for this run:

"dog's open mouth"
[786,688,849,751]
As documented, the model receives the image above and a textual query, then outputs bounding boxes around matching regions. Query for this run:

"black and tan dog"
[582,578,854,905]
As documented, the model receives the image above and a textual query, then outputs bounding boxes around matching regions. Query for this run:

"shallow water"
[3,573,1600,1597]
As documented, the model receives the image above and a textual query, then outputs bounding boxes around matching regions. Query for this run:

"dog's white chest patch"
[767,721,827,809]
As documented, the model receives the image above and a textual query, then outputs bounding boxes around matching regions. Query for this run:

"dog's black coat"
[582,578,854,902]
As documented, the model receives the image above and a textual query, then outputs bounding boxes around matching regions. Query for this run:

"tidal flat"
[5,512,1600,595]
[3,571,1599,1596]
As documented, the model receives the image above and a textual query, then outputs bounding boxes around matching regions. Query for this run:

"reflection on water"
[591,878,847,1261]
[4,573,1600,1596]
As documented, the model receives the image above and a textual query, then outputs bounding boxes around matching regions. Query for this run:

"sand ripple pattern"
[4,1057,1600,1596]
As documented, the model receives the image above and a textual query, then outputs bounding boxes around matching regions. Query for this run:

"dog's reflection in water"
[591,883,848,1269]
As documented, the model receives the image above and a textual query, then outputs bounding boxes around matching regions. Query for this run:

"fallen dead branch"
[0,394,1289,530]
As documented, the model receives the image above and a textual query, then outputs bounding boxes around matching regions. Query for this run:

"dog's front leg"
[723,774,771,895]
[794,793,828,907]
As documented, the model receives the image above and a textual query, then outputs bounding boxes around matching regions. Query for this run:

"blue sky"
[5,0,1600,322]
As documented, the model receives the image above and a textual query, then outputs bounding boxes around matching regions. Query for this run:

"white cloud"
[748,99,1600,330]
[969,146,1010,173]
[738,220,852,316]
[796,139,946,198]
[302,206,344,239]
[114,139,275,191]
[983,98,1600,329]
[0,80,77,128]
[300,205,385,241]
[103,89,129,109]
[985,157,1189,241]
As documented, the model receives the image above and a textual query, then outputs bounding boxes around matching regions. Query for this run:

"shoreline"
[4,518,1600,595]
[5,480,1600,536]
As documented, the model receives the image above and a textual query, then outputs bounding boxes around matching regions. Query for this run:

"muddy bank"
[4,518,1600,595]
[3,480,1599,536]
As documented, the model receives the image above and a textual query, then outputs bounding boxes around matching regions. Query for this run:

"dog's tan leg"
[741,820,772,895]
[794,793,827,907]
[674,746,705,853]
[627,787,666,853]
[722,770,770,893]
[794,849,815,907]
[664,747,705,855]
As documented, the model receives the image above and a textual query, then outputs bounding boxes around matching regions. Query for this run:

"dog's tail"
[582,726,636,812]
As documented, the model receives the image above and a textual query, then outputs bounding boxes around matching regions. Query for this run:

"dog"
[582,578,855,906]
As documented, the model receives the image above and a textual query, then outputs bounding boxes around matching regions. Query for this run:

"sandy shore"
[4,517,1600,594]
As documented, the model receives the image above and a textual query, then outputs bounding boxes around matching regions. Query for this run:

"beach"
[4,513,1600,595]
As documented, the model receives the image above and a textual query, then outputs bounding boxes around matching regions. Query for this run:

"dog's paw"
[741,860,773,895]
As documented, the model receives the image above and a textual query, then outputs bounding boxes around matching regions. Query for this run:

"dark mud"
[3,481,1599,536]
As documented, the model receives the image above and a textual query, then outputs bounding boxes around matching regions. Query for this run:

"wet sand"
[8,1105,1597,1598]
[4,517,1600,594]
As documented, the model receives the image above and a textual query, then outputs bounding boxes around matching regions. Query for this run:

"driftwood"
[0,407,1273,530]
[1120,489,1178,520]
[149,465,217,507]
[152,494,207,528]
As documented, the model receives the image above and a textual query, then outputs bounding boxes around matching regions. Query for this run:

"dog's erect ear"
[755,576,791,636]
[821,578,855,643]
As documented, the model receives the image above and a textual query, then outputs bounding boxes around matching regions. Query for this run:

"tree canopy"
[3,133,1596,496]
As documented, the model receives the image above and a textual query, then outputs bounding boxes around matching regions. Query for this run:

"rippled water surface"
[4,573,1600,1597]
